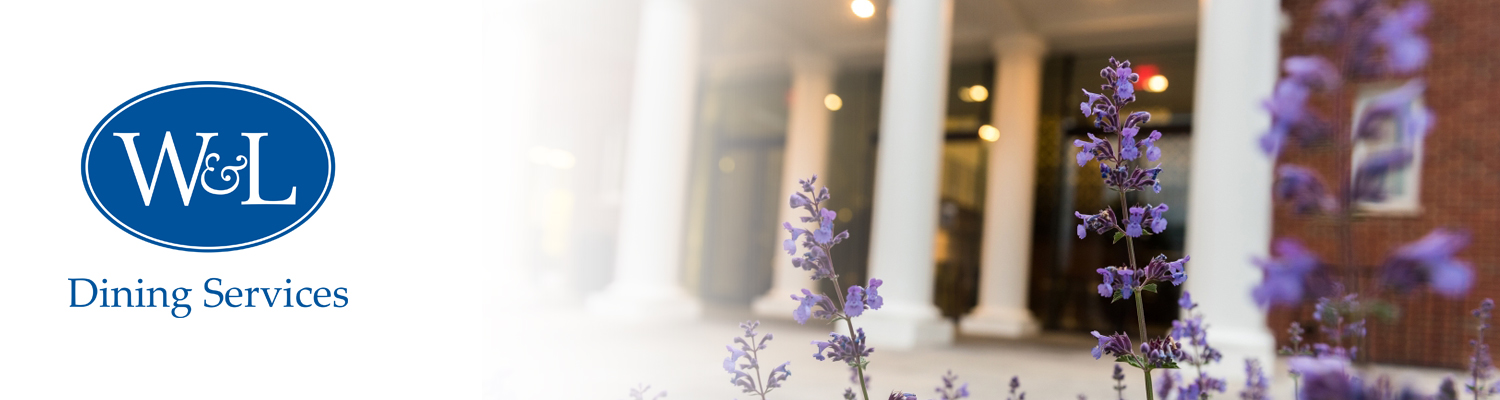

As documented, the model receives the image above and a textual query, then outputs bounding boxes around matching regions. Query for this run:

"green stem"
[1136,289,1155,400]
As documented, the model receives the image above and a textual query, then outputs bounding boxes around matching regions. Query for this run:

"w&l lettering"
[113,131,296,206]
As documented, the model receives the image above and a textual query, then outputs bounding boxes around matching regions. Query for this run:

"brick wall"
[1269,0,1500,368]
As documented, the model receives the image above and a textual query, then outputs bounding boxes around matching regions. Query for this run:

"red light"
[1134,64,1160,90]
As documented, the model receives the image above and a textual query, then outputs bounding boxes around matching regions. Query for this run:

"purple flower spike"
[865,279,884,310]
[1179,291,1195,310]
[1372,1,1431,73]
[844,286,866,317]
[1275,165,1338,214]
[1091,331,1134,360]
[812,328,873,364]
[1284,56,1342,90]
[1383,228,1473,297]
[1252,239,1326,307]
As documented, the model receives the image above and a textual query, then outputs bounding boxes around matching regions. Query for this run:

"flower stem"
[816,202,869,400]
[1136,289,1156,400]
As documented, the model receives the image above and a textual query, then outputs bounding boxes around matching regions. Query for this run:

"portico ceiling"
[702,0,1199,71]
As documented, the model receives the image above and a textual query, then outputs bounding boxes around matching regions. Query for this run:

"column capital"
[991,33,1047,57]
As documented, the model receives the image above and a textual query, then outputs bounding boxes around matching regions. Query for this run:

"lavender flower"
[723,321,790,398]
[841,279,886,318]
[1290,356,1354,400]
[1159,369,1180,400]
[1252,238,1328,307]
[1146,204,1169,234]
[1125,206,1145,237]
[1240,359,1270,400]
[1171,292,1224,400]
[813,328,874,366]
[1469,299,1497,399]
[1075,133,1117,167]
[1140,130,1164,162]
[1263,57,1337,155]
[1371,1,1431,73]
[845,286,867,317]
[1009,376,1026,400]
[1440,378,1461,400]
[845,388,858,400]
[1092,331,1134,360]
[1076,208,1119,239]
[790,289,837,324]
[779,176,880,399]
[1140,337,1186,369]
[1281,322,1313,357]
[1381,228,1473,297]
[1274,165,1338,214]
[1075,57,1187,400]
[1141,254,1190,287]
[887,392,917,400]
[1113,364,1129,400]
[934,370,970,400]
[1312,292,1367,359]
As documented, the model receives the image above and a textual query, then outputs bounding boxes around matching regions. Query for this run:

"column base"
[584,283,701,321]
[854,303,954,350]
[959,306,1039,338]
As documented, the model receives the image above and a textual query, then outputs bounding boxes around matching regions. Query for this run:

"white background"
[0,1,497,398]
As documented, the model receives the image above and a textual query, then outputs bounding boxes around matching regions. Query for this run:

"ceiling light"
[978,124,1000,142]
[851,0,875,18]
[824,93,843,111]
[1146,75,1168,92]
[968,85,988,102]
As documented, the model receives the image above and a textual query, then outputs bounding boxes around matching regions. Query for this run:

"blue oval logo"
[81,82,335,252]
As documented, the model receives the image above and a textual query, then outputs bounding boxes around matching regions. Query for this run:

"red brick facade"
[1268,0,1500,368]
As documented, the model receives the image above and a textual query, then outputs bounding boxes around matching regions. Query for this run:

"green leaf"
[1115,355,1143,369]
[1112,231,1126,244]
[1111,290,1123,304]
[1141,283,1158,293]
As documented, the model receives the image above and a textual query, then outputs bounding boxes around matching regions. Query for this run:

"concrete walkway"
[488,305,1460,399]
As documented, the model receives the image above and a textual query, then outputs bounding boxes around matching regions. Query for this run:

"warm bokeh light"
[851,0,875,18]
[968,85,988,102]
[824,93,844,111]
[978,124,1000,142]
[1146,75,1169,92]
[718,156,736,173]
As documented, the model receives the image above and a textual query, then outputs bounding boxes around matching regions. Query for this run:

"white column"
[1185,0,1278,380]
[585,0,702,320]
[753,54,836,318]
[960,34,1046,338]
[859,0,955,349]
